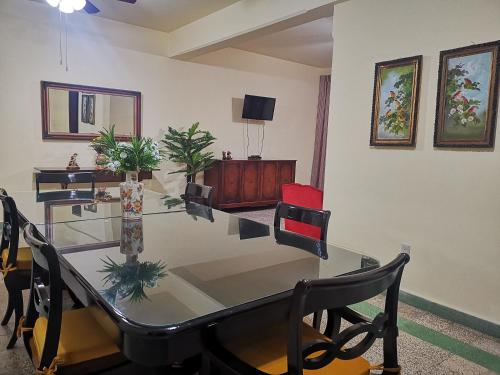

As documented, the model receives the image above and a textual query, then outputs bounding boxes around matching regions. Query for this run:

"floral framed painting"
[370,55,422,147]
[434,41,500,148]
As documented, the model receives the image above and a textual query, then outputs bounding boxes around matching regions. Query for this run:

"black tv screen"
[242,95,276,121]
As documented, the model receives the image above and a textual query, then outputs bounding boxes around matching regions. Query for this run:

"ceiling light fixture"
[46,0,87,14]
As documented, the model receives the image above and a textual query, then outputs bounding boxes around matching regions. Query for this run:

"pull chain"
[58,10,62,66]
[64,13,69,71]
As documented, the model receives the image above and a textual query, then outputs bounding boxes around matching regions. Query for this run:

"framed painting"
[370,55,422,147]
[434,41,500,148]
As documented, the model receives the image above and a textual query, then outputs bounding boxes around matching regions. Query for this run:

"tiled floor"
[0,207,498,374]
[232,207,500,375]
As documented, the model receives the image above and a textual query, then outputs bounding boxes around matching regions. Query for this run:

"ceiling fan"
[45,0,136,14]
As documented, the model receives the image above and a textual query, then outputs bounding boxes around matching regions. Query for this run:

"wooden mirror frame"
[41,81,142,141]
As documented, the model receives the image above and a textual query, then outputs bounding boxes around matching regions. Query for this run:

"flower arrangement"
[445,64,481,127]
[90,126,164,173]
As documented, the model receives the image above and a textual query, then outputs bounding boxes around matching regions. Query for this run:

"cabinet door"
[261,162,278,200]
[278,162,295,198]
[222,163,242,203]
[241,162,260,202]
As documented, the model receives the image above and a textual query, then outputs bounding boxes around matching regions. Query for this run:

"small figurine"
[222,151,227,160]
[226,151,233,160]
[66,153,80,170]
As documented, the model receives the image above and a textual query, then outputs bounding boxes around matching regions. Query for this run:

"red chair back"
[281,183,324,239]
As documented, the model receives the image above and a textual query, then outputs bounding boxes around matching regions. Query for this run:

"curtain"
[310,75,331,189]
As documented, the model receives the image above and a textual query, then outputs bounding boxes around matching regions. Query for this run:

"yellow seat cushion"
[1,247,32,270]
[223,322,370,375]
[30,307,120,368]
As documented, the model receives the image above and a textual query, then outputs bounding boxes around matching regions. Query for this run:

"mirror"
[41,81,141,140]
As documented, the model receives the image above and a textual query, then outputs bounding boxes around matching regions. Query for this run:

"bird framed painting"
[370,55,422,147]
[434,41,500,148]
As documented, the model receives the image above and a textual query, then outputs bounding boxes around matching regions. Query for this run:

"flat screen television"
[242,94,276,121]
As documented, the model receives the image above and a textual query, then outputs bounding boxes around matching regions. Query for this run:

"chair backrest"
[274,201,331,242]
[0,189,20,267]
[35,172,95,194]
[184,182,215,207]
[22,223,64,371]
[287,252,410,374]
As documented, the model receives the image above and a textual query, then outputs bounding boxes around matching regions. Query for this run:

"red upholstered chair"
[281,183,326,240]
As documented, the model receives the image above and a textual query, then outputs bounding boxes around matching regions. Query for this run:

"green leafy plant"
[90,125,164,173]
[99,256,167,303]
[162,122,216,182]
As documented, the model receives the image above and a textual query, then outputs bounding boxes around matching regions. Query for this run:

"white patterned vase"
[120,171,144,220]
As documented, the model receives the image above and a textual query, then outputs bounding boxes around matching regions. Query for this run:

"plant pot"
[120,171,144,220]
[95,153,108,170]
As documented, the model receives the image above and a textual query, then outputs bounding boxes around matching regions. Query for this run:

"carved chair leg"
[6,290,23,349]
[1,292,14,326]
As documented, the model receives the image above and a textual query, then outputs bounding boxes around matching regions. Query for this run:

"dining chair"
[203,251,410,375]
[274,201,331,242]
[35,172,96,194]
[0,188,32,349]
[184,182,215,207]
[21,223,134,374]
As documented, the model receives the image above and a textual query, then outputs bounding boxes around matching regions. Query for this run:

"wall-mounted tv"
[242,94,276,121]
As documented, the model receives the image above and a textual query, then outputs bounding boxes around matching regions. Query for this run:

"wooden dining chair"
[35,172,96,194]
[274,201,331,242]
[203,251,410,375]
[184,182,215,208]
[21,223,134,374]
[0,188,32,349]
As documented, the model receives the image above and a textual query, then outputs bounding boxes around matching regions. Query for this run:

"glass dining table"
[5,188,379,367]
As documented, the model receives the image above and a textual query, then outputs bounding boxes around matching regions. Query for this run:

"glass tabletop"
[36,205,379,330]
[8,188,185,226]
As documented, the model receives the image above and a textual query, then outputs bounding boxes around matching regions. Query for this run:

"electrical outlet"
[400,243,411,255]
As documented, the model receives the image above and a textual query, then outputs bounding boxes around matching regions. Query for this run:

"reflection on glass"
[47,88,135,136]
[99,220,166,303]
[238,218,270,240]
[185,202,214,222]
[274,228,328,259]
[161,195,184,209]
[36,190,95,202]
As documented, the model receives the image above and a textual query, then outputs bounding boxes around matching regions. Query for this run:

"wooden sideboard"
[34,167,153,186]
[204,160,296,209]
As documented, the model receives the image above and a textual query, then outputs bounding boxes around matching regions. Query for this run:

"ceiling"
[35,0,239,32]
[234,17,333,68]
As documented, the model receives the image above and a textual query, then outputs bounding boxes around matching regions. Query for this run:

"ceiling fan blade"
[84,0,100,14]
[117,0,137,3]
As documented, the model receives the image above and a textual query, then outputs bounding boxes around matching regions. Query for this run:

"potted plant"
[162,122,216,183]
[90,126,164,219]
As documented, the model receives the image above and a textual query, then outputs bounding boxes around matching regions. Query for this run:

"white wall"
[0,0,323,192]
[325,0,500,323]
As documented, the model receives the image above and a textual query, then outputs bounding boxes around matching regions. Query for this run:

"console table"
[204,159,296,209]
[34,167,153,188]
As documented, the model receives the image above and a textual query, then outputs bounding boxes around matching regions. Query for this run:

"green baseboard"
[399,291,500,339]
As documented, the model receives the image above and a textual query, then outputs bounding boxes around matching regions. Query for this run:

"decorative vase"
[120,171,144,220]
